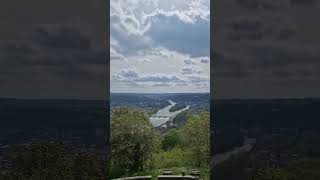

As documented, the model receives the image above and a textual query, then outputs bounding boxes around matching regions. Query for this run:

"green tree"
[254,168,288,180]
[111,107,156,174]
[162,128,182,151]
[254,159,320,180]
[181,112,210,167]
[2,142,107,180]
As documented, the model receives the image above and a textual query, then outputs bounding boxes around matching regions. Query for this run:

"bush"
[153,148,194,168]
[162,129,183,151]
[111,107,157,174]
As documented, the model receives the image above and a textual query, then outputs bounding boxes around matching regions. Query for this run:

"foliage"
[213,153,253,180]
[153,148,194,168]
[109,108,210,179]
[254,168,290,180]
[172,110,190,127]
[1,142,107,180]
[162,129,183,151]
[254,159,320,180]
[180,112,210,167]
[110,107,157,174]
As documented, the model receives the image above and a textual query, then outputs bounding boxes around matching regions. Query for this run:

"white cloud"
[110,47,126,61]
[110,0,210,93]
[111,0,210,36]
[181,67,203,75]
[111,47,210,92]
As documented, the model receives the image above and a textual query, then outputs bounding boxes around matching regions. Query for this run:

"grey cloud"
[111,17,152,56]
[137,75,183,83]
[0,0,108,99]
[119,69,139,78]
[181,67,202,75]
[152,82,171,87]
[181,67,193,75]
[201,58,209,64]
[187,76,208,83]
[113,69,184,83]
[213,0,320,98]
[0,25,107,82]
[184,59,195,65]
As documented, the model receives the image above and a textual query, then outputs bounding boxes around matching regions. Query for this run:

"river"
[212,137,256,166]
[149,100,190,127]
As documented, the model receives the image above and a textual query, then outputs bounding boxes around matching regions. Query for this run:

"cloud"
[181,67,202,75]
[110,0,210,93]
[110,0,209,57]
[138,74,183,82]
[152,82,172,87]
[201,58,209,63]
[119,69,139,78]
[0,24,107,83]
[110,21,152,55]
[212,0,320,98]
[113,68,184,83]
[184,59,194,64]
[110,47,126,61]
[111,0,210,36]
[110,45,210,93]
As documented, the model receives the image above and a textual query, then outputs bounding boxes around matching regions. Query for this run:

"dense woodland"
[212,99,320,180]
[0,142,108,179]
[109,107,210,179]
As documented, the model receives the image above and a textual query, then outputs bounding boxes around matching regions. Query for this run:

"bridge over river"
[149,100,190,127]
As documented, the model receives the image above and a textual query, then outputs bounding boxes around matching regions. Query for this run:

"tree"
[254,159,320,180]
[254,168,288,180]
[162,128,182,151]
[181,112,210,167]
[2,142,107,180]
[111,107,156,174]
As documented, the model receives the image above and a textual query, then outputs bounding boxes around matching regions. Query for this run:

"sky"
[0,0,108,99]
[1,0,319,99]
[212,0,320,99]
[110,0,210,93]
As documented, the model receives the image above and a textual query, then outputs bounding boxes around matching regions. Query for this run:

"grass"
[110,148,210,179]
